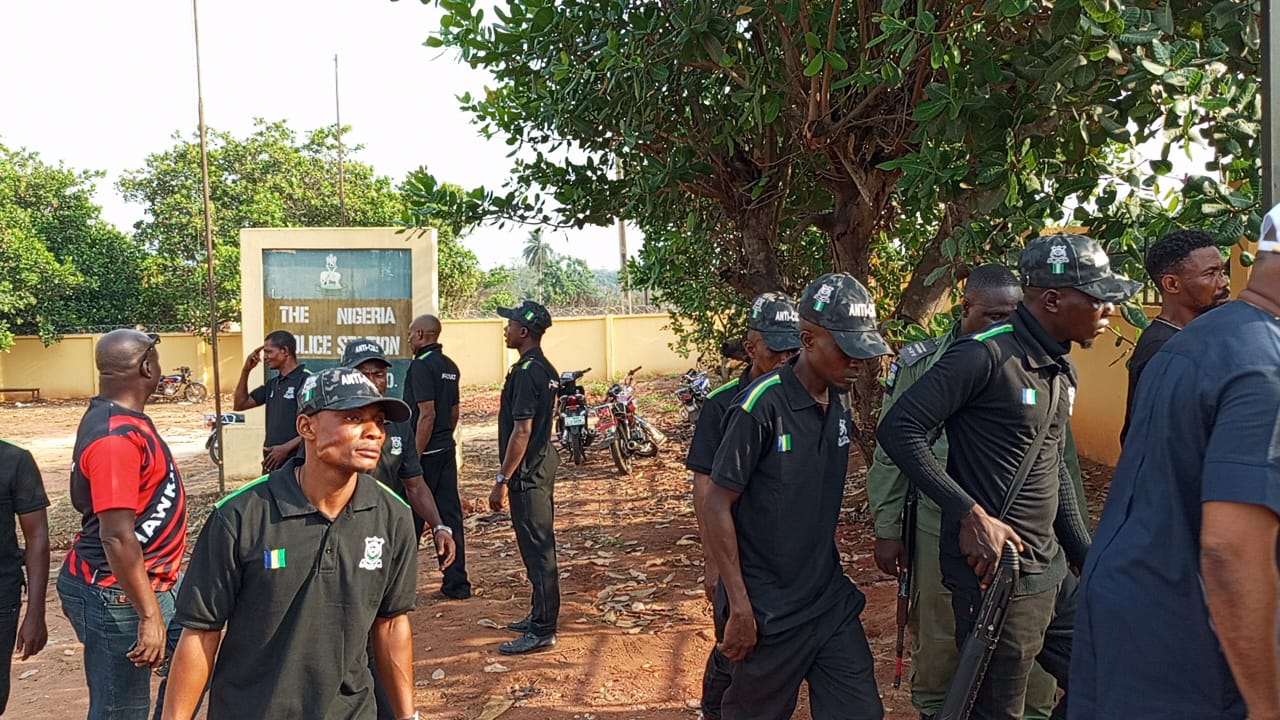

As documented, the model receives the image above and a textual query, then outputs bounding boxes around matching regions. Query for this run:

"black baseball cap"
[297,367,410,421]
[1018,232,1141,303]
[798,273,891,359]
[340,338,391,369]
[497,300,553,333]
[746,292,802,352]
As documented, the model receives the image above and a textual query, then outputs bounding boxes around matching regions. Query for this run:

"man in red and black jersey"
[57,329,187,720]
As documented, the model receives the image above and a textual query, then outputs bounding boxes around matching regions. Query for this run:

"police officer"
[867,264,1072,720]
[1071,204,1280,719]
[879,233,1140,720]
[687,292,801,720]
[404,315,470,598]
[488,300,561,655]
[703,273,889,720]
[233,330,310,472]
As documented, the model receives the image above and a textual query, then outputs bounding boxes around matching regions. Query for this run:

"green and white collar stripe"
[707,377,741,399]
[973,324,1013,341]
[740,374,781,412]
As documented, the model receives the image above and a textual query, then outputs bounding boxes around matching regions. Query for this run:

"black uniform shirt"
[403,344,460,454]
[0,441,48,600]
[878,304,1091,595]
[710,361,862,635]
[249,363,310,448]
[375,420,424,501]
[685,368,752,475]
[174,458,418,720]
[498,347,559,487]
[1119,319,1178,444]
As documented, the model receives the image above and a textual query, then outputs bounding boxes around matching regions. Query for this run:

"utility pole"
[1265,0,1278,209]
[616,159,630,313]
[192,0,225,493]
[335,54,347,226]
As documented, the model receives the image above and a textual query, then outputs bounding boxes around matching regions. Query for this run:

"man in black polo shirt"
[233,329,310,472]
[163,368,420,720]
[703,273,890,720]
[0,440,50,715]
[879,233,1139,720]
[403,314,469,599]
[1119,229,1229,443]
[686,292,800,720]
[488,300,560,655]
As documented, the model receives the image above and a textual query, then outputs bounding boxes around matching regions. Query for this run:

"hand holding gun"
[894,487,918,689]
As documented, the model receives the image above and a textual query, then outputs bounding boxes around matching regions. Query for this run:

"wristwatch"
[399,713,419,720]
[495,473,507,485]
[432,524,453,535]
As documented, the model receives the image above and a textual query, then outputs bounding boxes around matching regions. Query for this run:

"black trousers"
[422,447,470,595]
[702,645,733,719]
[719,591,884,720]
[951,572,1077,720]
[509,474,559,636]
[0,593,18,714]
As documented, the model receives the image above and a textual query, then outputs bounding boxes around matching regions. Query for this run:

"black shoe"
[921,714,936,720]
[498,631,556,655]
[505,615,533,633]
[440,586,472,600]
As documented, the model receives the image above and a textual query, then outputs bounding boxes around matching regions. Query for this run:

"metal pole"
[335,54,347,226]
[616,159,630,313]
[192,0,225,493]
[1265,0,1278,209]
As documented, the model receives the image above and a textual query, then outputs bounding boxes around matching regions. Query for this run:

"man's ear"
[296,414,317,442]
[1042,289,1062,314]
[960,298,973,319]
[1158,273,1180,296]
[799,328,816,351]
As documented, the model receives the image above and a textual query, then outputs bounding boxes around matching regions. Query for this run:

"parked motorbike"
[594,366,666,475]
[674,368,711,424]
[204,412,245,464]
[555,367,595,465]
[153,366,208,403]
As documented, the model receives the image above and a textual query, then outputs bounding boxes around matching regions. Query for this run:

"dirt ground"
[0,378,1113,720]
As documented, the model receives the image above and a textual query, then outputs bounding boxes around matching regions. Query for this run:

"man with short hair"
[879,233,1140,719]
[233,330,309,472]
[403,315,470,599]
[703,273,890,720]
[58,329,187,720]
[0,440,50,715]
[162,367,421,720]
[1119,229,1229,443]
[687,292,801,720]
[488,300,561,655]
[1070,204,1280,720]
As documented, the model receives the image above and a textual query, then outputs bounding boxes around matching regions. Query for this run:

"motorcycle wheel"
[686,404,701,425]
[569,431,585,466]
[610,437,632,475]
[206,433,221,465]
[185,382,209,403]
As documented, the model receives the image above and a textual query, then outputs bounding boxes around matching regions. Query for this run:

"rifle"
[936,541,1021,720]
[893,486,918,689]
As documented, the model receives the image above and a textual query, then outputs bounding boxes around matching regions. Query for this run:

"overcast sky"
[0,0,636,270]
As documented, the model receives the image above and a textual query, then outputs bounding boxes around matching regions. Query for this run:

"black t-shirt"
[498,347,559,488]
[709,361,862,635]
[0,441,49,601]
[375,420,424,501]
[878,304,1091,595]
[250,364,310,448]
[1119,319,1178,444]
[402,344,460,454]
[175,458,418,720]
[685,368,752,475]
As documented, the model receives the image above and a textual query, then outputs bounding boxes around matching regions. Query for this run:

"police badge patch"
[390,436,403,455]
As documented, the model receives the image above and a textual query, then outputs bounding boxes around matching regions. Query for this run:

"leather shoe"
[505,615,532,633]
[499,631,556,655]
[440,586,472,600]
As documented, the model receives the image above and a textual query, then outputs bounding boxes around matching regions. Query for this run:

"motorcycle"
[674,368,711,424]
[152,366,209,403]
[594,366,666,475]
[555,367,595,465]
[204,412,245,464]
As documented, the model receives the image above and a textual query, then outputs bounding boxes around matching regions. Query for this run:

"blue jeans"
[57,569,176,720]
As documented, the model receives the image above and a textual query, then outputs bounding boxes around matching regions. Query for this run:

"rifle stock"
[937,540,1021,720]
[893,488,918,689]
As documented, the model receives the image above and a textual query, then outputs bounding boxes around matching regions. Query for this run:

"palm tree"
[522,228,553,273]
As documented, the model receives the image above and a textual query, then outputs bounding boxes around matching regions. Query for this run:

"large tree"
[407,0,1262,455]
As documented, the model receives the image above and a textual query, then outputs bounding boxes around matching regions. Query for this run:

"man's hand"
[702,561,720,604]
[489,482,507,512]
[718,608,758,661]
[873,537,907,576]
[958,505,1024,588]
[127,614,167,669]
[262,445,291,472]
[433,529,457,569]
[15,611,47,660]
[242,346,264,373]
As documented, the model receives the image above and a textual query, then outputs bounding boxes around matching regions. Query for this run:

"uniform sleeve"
[174,510,241,631]
[11,448,49,515]
[1055,431,1092,568]
[866,357,928,539]
[447,359,462,408]
[78,433,147,513]
[685,399,729,475]
[709,405,771,493]
[1201,367,1280,515]
[878,341,996,519]
[397,433,424,481]
[379,509,419,617]
[407,359,436,403]
[507,369,541,420]
[249,384,267,406]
